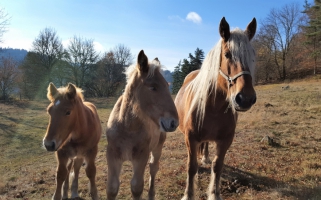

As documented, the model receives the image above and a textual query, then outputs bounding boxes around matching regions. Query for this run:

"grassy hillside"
[0,78,321,199]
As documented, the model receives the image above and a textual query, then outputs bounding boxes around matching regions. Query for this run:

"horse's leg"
[208,138,233,200]
[70,157,83,199]
[53,152,69,200]
[148,132,166,200]
[131,151,149,200]
[85,145,99,200]
[62,159,73,199]
[106,145,123,200]
[201,142,211,165]
[182,135,199,200]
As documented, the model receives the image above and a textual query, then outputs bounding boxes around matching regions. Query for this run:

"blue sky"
[0,0,312,71]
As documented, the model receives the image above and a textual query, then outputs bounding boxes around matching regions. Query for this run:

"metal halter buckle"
[219,70,251,86]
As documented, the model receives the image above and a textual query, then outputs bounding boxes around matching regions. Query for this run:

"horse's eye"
[150,86,157,91]
[66,111,71,116]
[225,52,231,59]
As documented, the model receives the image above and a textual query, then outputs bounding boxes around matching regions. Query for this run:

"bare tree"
[0,57,18,100]
[31,28,64,82]
[113,44,134,66]
[260,3,304,80]
[0,7,10,44]
[86,44,133,97]
[253,29,279,83]
[65,36,99,87]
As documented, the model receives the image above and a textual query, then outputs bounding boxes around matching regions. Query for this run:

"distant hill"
[163,69,173,92]
[0,48,28,62]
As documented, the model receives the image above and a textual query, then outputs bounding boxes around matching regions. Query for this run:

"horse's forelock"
[48,86,84,102]
[228,28,256,77]
[125,62,162,83]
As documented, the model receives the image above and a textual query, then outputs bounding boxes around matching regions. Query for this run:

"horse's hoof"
[208,194,223,200]
[181,195,194,200]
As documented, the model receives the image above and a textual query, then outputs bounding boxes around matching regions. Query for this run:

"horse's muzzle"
[43,140,57,151]
[233,92,256,111]
[160,118,178,132]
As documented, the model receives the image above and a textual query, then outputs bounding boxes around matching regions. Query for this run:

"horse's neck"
[71,101,90,140]
[208,88,230,112]
[119,94,145,131]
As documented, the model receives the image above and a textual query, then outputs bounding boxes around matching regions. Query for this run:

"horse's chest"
[201,111,237,140]
[148,130,161,151]
[60,141,91,159]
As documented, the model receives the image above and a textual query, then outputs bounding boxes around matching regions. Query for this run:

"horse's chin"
[234,105,252,112]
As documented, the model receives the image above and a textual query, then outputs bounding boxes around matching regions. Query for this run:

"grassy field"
[0,77,321,200]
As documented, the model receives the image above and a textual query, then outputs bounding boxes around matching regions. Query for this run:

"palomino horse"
[106,50,179,200]
[175,17,257,200]
[43,83,102,200]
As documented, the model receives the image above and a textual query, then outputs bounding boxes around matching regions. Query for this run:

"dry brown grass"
[1,78,321,200]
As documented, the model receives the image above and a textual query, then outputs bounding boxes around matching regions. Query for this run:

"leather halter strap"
[219,70,251,86]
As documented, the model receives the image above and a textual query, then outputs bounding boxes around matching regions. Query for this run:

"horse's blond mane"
[47,85,84,102]
[125,59,162,82]
[185,28,256,127]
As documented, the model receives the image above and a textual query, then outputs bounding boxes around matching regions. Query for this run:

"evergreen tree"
[180,58,191,79]
[181,48,204,81]
[172,60,182,94]
[171,48,205,94]
[303,0,321,75]
[189,48,205,71]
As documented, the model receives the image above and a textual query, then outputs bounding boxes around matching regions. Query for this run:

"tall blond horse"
[175,17,257,200]
[106,50,179,200]
[43,83,102,200]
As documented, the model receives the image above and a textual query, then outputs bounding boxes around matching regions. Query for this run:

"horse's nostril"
[170,120,176,129]
[235,93,243,105]
[45,141,56,151]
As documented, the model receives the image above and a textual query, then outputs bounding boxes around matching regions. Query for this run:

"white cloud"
[93,41,104,53]
[168,15,185,22]
[62,39,71,48]
[186,12,202,24]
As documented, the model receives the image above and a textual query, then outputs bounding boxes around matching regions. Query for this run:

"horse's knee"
[107,180,119,199]
[131,178,144,198]
[56,165,68,182]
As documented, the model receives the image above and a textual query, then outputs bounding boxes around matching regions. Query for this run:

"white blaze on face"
[55,100,61,106]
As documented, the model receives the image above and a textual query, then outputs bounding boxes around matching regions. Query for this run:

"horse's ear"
[152,57,160,65]
[67,83,77,99]
[245,18,257,41]
[219,17,230,42]
[137,50,149,73]
[47,82,58,101]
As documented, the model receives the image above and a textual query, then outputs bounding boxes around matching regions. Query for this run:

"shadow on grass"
[198,165,321,199]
